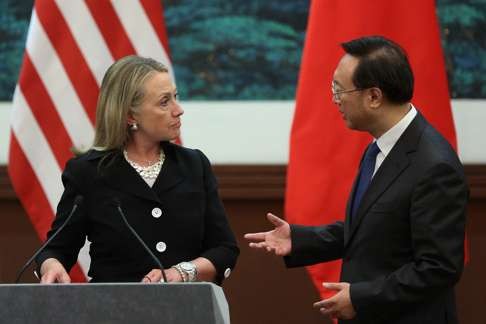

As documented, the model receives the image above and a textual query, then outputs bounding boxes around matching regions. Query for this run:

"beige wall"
[1,100,486,165]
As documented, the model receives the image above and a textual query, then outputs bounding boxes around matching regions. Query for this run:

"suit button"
[152,207,162,218]
[156,241,167,252]
[224,268,231,278]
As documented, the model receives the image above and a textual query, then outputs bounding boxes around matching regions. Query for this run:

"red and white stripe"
[9,0,174,282]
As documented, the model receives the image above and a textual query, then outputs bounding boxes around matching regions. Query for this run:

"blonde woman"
[36,56,239,284]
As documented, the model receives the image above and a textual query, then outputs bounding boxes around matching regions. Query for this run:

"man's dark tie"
[351,142,381,219]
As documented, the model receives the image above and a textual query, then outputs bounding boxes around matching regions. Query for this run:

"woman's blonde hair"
[92,55,168,151]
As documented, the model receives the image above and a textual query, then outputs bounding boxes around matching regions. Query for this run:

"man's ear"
[368,87,383,109]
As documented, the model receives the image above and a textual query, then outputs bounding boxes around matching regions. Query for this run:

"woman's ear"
[126,111,136,125]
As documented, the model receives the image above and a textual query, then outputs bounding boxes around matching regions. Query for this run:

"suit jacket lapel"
[344,112,427,248]
[151,142,184,194]
[98,151,160,203]
[344,156,363,242]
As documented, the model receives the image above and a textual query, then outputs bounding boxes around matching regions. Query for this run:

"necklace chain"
[123,149,165,180]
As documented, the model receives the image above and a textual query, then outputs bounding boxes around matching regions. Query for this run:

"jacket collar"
[89,142,184,203]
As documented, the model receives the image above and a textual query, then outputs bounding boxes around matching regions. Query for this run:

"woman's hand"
[40,258,71,283]
[142,268,183,283]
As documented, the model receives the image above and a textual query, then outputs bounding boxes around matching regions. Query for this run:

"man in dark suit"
[245,36,468,323]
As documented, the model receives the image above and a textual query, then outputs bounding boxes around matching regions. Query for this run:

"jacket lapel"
[344,112,427,248]
[151,142,184,194]
[344,156,363,243]
[99,151,161,203]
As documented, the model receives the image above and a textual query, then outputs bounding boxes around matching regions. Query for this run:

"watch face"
[181,262,194,272]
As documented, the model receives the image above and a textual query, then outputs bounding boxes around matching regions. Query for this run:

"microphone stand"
[115,202,168,283]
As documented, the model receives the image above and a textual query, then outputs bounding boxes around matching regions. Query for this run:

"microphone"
[113,198,168,283]
[15,195,84,283]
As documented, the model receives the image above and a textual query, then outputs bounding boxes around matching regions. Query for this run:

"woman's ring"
[144,276,152,282]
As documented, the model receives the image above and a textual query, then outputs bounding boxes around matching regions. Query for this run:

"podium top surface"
[0,282,229,324]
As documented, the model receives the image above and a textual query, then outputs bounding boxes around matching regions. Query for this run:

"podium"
[0,282,230,324]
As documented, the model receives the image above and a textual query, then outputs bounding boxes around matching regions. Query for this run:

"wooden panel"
[464,165,486,199]
[213,165,286,200]
[455,199,486,323]
[2,165,486,200]
[0,166,16,199]
[0,199,40,283]
[0,165,485,323]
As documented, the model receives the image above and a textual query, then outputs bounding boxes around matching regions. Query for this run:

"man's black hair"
[341,36,414,104]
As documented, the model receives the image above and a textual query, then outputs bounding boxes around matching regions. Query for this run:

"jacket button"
[156,241,167,252]
[152,207,162,218]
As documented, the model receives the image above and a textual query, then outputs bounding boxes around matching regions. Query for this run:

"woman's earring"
[130,123,138,131]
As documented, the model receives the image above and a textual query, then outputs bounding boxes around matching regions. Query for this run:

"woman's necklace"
[123,149,165,180]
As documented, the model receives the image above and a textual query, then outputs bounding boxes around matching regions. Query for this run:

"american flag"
[8,0,174,282]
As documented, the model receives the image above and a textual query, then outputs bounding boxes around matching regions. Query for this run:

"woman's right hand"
[40,258,71,283]
[142,268,184,283]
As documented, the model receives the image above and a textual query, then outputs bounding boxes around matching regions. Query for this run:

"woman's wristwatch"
[172,262,197,282]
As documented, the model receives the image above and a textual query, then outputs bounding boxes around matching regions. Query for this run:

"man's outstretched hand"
[244,213,292,256]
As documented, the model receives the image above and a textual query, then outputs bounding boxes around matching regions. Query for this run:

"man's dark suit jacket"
[36,141,239,283]
[285,112,468,324]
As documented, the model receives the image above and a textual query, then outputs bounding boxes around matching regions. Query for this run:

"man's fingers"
[249,242,269,249]
[323,282,344,291]
[319,307,331,315]
[249,242,281,255]
[313,298,335,309]
[266,213,286,227]
[244,232,266,241]
[315,299,339,318]
[320,308,338,318]
[244,213,286,243]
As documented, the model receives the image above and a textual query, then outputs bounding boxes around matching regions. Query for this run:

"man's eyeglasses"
[331,81,364,102]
